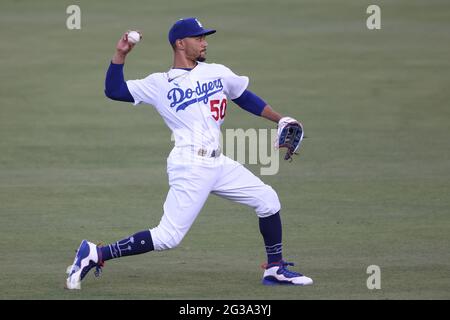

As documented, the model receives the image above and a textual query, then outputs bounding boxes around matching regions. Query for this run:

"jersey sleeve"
[220,65,249,100]
[126,74,159,106]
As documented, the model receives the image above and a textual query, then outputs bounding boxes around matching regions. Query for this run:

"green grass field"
[1,0,449,299]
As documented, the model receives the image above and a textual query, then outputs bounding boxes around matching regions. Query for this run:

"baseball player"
[66,17,312,289]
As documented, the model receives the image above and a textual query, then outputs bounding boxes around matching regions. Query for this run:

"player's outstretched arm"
[232,90,283,123]
[260,105,283,123]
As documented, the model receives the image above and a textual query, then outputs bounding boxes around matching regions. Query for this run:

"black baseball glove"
[276,117,304,161]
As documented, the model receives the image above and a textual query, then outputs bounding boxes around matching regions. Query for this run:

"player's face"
[183,35,208,62]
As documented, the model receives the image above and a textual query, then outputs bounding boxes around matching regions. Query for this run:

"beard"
[196,50,207,62]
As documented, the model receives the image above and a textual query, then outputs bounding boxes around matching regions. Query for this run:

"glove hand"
[276,117,304,161]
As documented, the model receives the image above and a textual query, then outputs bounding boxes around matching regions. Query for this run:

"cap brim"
[193,29,216,37]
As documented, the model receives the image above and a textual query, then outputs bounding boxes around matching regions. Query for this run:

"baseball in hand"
[127,31,141,44]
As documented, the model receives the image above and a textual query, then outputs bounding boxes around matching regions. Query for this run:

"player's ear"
[175,39,185,51]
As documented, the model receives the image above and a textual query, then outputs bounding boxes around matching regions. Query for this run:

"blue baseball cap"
[168,17,216,45]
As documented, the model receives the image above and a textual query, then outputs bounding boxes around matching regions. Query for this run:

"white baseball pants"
[150,146,281,250]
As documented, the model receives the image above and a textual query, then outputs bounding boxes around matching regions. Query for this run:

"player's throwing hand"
[113,31,142,63]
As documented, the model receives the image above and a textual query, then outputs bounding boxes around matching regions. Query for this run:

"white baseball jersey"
[126,62,249,151]
[125,61,280,251]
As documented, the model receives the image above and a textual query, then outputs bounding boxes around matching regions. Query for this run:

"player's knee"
[161,237,182,250]
[255,186,281,218]
[149,226,184,250]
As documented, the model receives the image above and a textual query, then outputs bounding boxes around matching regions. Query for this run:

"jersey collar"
[166,62,203,82]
